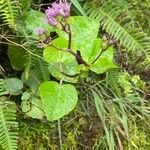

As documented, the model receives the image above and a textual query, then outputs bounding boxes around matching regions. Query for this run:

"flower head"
[44,0,70,26]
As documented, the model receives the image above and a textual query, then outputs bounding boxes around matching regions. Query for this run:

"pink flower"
[52,2,61,15]
[59,0,70,17]
[45,6,59,17]
[45,16,58,26]
[44,0,70,26]
[36,28,46,36]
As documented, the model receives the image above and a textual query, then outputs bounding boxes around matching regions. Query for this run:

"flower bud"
[36,28,46,36]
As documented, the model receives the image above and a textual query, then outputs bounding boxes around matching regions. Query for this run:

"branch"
[0,35,44,61]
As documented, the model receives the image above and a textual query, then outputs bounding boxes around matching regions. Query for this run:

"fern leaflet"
[0,0,19,28]
[0,98,18,150]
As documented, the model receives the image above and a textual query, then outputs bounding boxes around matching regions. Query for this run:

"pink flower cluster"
[45,0,70,26]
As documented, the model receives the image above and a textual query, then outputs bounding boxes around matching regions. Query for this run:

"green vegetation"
[0,0,150,149]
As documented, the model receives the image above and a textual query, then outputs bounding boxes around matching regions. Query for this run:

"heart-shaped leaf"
[58,16,100,63]
[39,81,78,121]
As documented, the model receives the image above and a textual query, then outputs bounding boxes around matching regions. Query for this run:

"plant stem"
[91,47,107,64]
[50,44,89,66]
[67,25,72,49]
[58,119,62,150]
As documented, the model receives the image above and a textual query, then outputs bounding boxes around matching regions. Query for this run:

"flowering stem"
[67,25,72,49]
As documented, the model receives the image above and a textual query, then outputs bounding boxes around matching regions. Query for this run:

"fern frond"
[24,49,49,82]
[106,69,121,97]
[0,97,18,150]
[84,1,150,55]
[34,57,50,82]
[0,0,19,28]
[141,55,150,71]
[24,53,35,79]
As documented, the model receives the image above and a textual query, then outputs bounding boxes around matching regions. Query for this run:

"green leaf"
[25,9,53,38]
[71,16,100,62]
[8,45,27,70]
[87,38,102,63]
[21,91,31,100]
[21,70,41,91]
[39,81,78,121]
[5,78,23,95]
[0,78,23,96]
[21,96,45,120]
[48,61,79,83]
[119,73,133,94]
[44,37,75,63]
[20,0,31,11]
[90,47,117,74]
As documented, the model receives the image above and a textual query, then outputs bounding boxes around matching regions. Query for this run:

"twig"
[0,35,44,61]
[66,49,89,66]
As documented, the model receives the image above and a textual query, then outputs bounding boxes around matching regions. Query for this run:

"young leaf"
[90,47,117,74]
[21,96,45,120]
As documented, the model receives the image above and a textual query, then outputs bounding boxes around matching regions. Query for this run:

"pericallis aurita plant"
[36,0,88,68]
[22,0,117,121]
